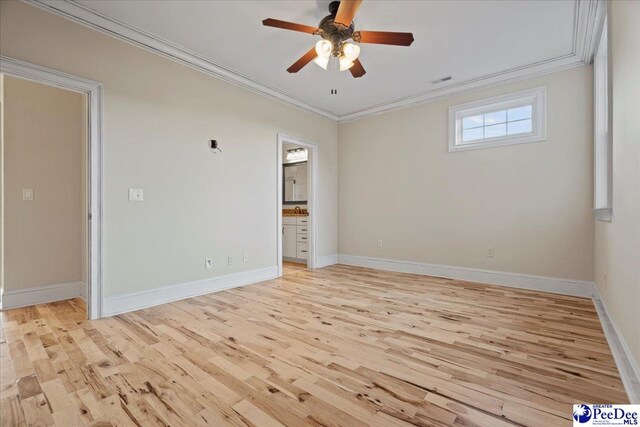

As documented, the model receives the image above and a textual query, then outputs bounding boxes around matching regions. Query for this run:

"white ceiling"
[42,0,595,120]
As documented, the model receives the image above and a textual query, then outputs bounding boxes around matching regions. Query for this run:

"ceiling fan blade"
[349,58,366,78]
[262,18,318,34]
[355,30,414,46]
[287,47,318,73]
[334,0,363,28]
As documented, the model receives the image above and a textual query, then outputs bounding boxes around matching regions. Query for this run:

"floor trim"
[316,254,338,269]
[103,266,278,317]
[592,286,640,404]
[1,281,85,310]
[282,256,307,264]
[337,254,595,297]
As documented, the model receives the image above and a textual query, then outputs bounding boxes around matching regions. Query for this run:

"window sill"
[594,208,612,222]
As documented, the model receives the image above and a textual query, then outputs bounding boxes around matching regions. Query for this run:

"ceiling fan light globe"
[315,39,333,57]
[342,42,361,61]
[339,56,355,71]
[313,55,330,70]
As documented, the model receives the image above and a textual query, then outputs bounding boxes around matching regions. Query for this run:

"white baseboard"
[79,281,87,301]
[593,286,640,404]
[337,254,595,298]
[316,254,338,269]
[103,266,278,317]
[1,281,85,310]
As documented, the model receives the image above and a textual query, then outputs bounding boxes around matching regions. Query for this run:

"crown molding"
[338,55,581,122]
[24,0,604,123]
[337,0,605,122]
[23,0,340,121]
[574,0,608,64]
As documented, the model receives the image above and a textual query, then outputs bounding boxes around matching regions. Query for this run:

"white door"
[283,225,297,258]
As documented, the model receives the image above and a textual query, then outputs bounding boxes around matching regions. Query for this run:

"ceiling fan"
[262,0,414,78]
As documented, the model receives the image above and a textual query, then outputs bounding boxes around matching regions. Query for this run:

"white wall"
[338,65,594,282]
[0,1,338,298]
[594,0,640,372]
[3,1,626,336]
[3,76,85,291]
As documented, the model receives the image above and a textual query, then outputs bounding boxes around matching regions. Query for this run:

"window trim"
[593,15,612,222]
[448,86,547,152]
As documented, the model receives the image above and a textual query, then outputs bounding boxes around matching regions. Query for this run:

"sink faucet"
[294,206,302,214]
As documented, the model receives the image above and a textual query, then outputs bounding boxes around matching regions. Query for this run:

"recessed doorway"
[276,134,318,277]
[0,56,104,319]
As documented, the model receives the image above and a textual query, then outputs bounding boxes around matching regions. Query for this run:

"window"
[449,87,547,152]
[593,17,612,221]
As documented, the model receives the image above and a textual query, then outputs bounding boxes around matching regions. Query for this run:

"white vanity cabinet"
[283,216,309,261]
[283,224,297,258]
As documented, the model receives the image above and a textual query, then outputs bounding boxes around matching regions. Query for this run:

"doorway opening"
[0,73,88,317]
[0,56,103,319]
[277,134,317,277]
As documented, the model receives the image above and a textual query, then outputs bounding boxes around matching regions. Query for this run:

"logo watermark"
[573,404,639,426]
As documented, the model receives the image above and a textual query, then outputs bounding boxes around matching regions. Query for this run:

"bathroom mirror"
[283,162,308,205]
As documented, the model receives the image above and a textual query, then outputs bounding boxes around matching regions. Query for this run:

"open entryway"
[0,57,103,319]
[276,134,318,277]
[0,73,88,316]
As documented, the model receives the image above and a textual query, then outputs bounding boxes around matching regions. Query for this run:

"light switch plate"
[22,189,34,201]
[129,188,143,201]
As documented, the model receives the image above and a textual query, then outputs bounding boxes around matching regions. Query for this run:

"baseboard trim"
[593,286,640,404]
[79,283,87,301]
[337,254,594,298]
[103,266,278,317]
[316,254,338,269]
[1,281,85,309]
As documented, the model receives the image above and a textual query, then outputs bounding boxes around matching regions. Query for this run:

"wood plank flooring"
[1,265,627,426]
[283,261,308,275]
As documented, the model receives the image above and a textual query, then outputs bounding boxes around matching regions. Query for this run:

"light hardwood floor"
[1,265,627,426]
[283,261,308,275]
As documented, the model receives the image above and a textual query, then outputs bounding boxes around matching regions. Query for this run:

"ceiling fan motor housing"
[262,0,413,78]
[318,1,355,56]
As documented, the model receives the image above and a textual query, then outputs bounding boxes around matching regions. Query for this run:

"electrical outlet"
[486,247,494,257]
[243,253,248,263]
[377,240,383,248]
[228,256,233,265]
[128,188,143,201]
[22,189,34,201]
[205,258,213,269]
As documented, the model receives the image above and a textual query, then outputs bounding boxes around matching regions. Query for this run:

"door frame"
[277,134,317,276]
[0,56,104,319]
